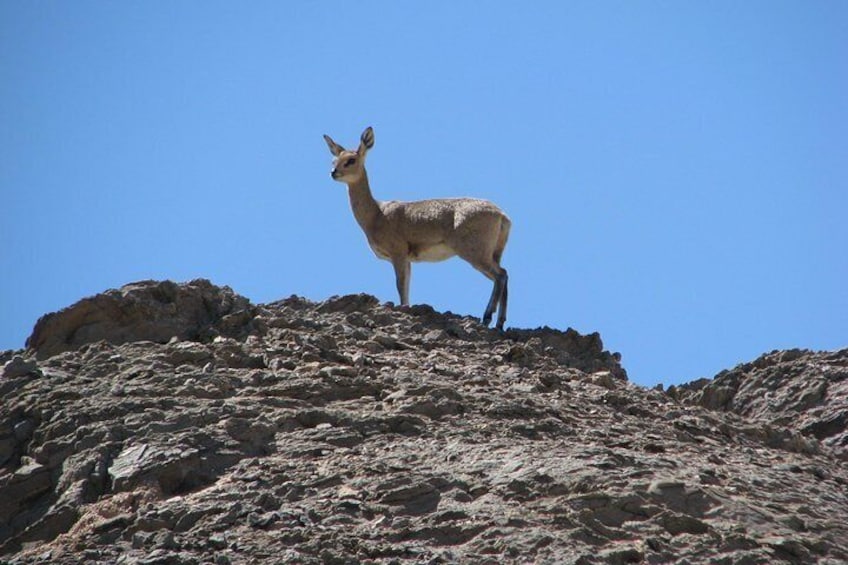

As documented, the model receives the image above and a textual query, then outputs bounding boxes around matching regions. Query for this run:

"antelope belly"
[412,243,455,262]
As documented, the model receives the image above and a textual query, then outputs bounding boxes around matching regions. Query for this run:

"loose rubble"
[1,280,846,564]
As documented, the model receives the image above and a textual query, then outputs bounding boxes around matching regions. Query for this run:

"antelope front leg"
[392,257,411,306]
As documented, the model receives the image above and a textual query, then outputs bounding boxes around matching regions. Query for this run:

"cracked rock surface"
[1,280,846,564]
[672,348,848,462]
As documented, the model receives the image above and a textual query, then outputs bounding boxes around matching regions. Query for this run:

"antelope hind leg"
[495,270,508,330]
[482,271,506,327]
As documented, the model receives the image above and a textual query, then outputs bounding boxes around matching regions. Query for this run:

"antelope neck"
[346,172,382,232]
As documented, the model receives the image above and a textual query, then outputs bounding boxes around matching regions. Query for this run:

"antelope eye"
[344,157,357,167]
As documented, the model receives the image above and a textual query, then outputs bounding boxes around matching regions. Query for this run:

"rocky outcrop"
[672,348,848,461]
[1,280,846,564]
[25,280,257,360]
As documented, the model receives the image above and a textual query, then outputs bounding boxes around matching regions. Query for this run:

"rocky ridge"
[671,348,848,461]
[1,279,846,564]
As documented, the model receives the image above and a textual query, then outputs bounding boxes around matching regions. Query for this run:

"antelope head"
[323,126,374,184]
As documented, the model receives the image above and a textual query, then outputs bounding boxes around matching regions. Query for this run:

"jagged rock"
[676,348,848,459]
[1,280,846,564]
[1,356,41,379]
[0,459,51,524]
[25,279,256,360]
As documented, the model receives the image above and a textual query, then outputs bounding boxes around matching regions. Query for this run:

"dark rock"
[0,459,52,523]
[316,293,380,314]
[12,420,35,442]
[0,350,14,365]
[659,512,711,536]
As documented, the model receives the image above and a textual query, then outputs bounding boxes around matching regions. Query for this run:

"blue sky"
[2,2,846,387]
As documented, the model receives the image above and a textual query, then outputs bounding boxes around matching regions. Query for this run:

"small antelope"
[323,126,511,329]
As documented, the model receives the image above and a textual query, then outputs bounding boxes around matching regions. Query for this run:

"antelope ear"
[358,127,374,154]
[323,134,345,156]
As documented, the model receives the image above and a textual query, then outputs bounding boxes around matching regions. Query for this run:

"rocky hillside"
[670,349,848,463]
[1,280,846,564]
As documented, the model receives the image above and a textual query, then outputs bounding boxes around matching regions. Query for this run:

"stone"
[25,279,256,360]
[676,347,848,459]
[0,281,845,564]
[2,355,40,378]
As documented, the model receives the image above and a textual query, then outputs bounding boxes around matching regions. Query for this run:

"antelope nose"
[331,168,339,179]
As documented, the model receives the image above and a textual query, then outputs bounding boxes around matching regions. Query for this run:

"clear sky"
[2,2,846,387]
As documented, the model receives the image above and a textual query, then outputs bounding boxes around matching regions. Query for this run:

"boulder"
[25,279,256,360]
